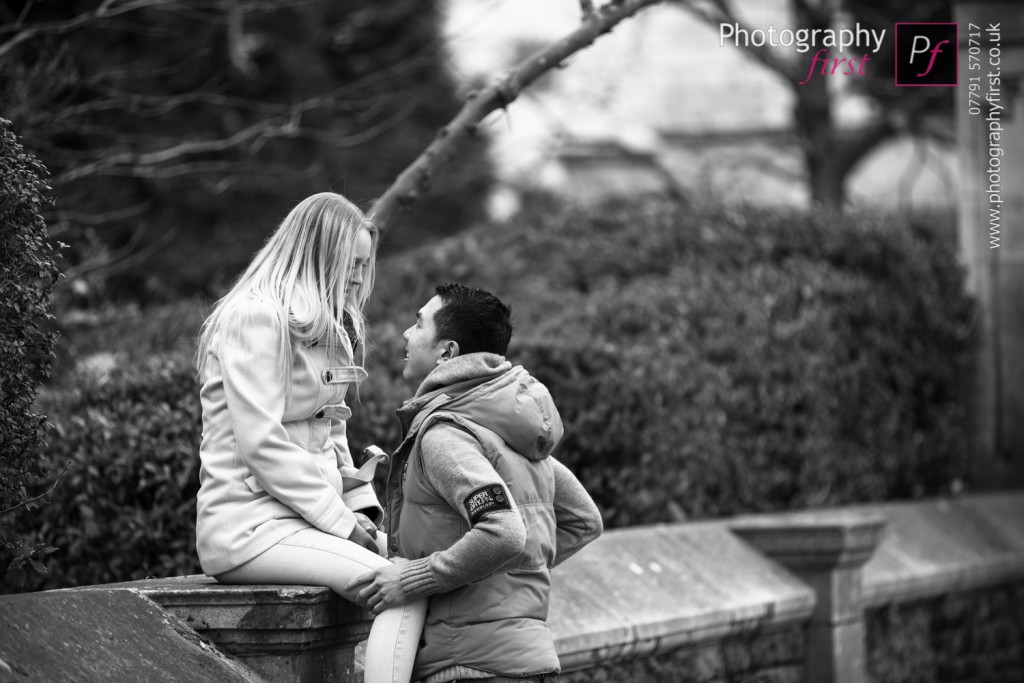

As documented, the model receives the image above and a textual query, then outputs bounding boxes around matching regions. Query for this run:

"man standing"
[349,282,603,683]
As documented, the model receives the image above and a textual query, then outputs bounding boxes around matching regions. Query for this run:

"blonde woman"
[195,192,426,683]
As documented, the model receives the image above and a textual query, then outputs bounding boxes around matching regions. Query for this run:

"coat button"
[390,542,398,552]
[323,370,333,383]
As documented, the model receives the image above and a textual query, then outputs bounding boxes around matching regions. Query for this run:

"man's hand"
[346,519,379,554]
[346,557,412,614]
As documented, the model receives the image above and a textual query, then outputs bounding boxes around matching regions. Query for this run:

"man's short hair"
[433,282,513,356]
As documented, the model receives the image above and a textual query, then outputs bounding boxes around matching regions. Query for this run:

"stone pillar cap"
[730,511,887,569]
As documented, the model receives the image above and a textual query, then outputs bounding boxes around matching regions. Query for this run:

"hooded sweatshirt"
[383,353,602,681]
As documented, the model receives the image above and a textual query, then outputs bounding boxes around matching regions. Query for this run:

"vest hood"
[401,353,563,461]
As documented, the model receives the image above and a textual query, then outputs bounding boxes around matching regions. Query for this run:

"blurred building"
[537,139,680,204]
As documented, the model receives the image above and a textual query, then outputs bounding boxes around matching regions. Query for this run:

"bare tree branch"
[0,0,325,59]
[47,47,435,127]
[0,0,173,59]
[53,112,300,183]
[678,0,797,82]
[292,102,419,147]
[226,2,257,78]
[62,225,179,283]
[790,0,831,27]
[679,0,951,208]
[834,118,895,180]
[0,462,71,517]
[580,0,598,21]
[371,0,666,230]
[6,0,453,196]
[834,88,952,180]
[48,201,155,237]
[47,93,415,186]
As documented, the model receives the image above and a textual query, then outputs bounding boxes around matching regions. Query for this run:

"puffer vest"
[385,400,561,679]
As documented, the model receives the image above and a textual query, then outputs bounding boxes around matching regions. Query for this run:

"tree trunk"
[808,151,846,210]
[794,76,845,211]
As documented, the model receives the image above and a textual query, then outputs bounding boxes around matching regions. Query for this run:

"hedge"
[369,197,976,524]
[0,118,63,588]
[11,360,203,590]
[4,196,977,592]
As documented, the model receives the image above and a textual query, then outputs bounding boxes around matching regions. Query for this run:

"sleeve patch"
[464,484,511,524]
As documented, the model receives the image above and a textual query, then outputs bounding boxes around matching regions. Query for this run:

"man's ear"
[440,340,460,360]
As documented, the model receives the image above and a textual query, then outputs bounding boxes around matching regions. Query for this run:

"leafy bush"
[0,118,63,587]
[6,359,203,593]
[9,195,977,591]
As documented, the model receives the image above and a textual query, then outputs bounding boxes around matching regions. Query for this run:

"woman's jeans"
[217,528,426,683]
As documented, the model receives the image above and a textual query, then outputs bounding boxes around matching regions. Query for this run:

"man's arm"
[551,458,603,567]
[348,424,526,611]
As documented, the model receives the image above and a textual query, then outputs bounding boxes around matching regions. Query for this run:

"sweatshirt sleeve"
[550,457,603,567]
[396,424,526,601]
[219,301,357,540]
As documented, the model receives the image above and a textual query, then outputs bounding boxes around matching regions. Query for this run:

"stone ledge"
[72,521,818,677]
[67,576,371,657]
[549,522,816,672]
[858,493,1024,607]
[0,590,266,682]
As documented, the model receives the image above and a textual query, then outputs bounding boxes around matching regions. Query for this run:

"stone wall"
[561,627,805,683]
[4,492,1023,682]
[867,584,1024,683]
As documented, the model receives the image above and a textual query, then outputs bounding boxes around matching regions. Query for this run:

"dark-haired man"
[348,282,603,683]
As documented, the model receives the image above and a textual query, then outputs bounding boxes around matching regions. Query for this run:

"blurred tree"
[371,0,666,230]
[678,0,953,210]
[0,0,491,303]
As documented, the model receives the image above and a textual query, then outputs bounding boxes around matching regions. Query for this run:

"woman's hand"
[347,518,379,554]
[353,512,378,539]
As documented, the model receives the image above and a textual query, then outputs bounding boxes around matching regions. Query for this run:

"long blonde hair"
[196,192,378,380]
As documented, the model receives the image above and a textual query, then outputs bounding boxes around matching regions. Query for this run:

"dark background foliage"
[1,0,492,305]
[2,196,976,592]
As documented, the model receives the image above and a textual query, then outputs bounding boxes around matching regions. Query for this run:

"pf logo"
[895,23,958,86]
